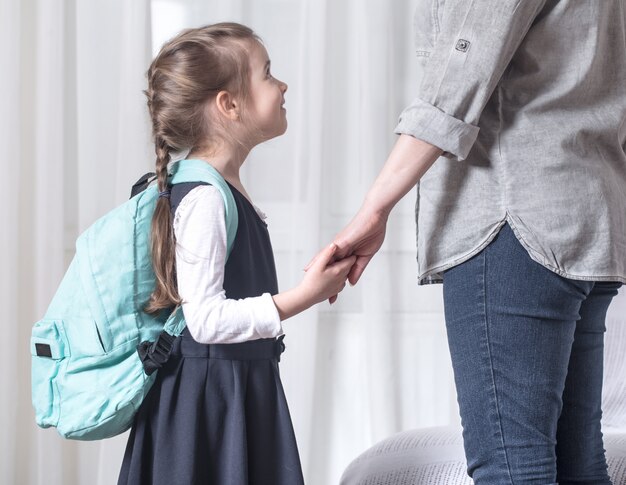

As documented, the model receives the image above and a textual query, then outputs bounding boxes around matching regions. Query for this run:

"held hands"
[272,244,355,321]
[299,244,357,306]
[302,135,439,304]
[277,136,437,317]
[305,206,389,303]
[331,207,388,285]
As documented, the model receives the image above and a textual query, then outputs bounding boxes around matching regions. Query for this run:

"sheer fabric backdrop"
[3,1,623,484]
[3,1,154,484]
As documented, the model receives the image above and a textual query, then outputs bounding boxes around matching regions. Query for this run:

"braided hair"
[144,22,259,314]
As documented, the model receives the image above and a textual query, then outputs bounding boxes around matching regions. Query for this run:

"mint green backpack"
[30,159,238,440]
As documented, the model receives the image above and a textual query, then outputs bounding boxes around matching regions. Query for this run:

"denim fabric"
[443,223,621,484]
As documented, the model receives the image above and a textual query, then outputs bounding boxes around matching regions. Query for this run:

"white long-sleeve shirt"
[173,185,282,343]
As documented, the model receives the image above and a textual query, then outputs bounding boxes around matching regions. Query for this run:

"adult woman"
[314,1,626,483]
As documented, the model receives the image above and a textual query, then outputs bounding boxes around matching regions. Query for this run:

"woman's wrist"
[357,135,441,218]
[361,194,393,221]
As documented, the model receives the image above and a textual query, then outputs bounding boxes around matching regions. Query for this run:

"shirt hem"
[417,216,626,286]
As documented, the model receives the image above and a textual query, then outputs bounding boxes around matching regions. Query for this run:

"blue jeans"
[443,223,621,484]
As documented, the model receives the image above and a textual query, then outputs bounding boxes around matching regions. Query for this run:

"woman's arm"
[359,134,442,219]
[396,0,547,161]
[331,135,442,285]
[309,0,547,291]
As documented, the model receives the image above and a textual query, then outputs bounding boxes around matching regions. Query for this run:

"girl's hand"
[299,244,357,306]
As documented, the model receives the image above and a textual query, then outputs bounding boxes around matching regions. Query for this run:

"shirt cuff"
[255,292,283,338]
[394,97,480,161]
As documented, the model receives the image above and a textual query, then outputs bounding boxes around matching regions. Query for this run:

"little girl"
[117,23,354,485]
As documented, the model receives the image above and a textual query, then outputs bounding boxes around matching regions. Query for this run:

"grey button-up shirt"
[395,0,626,284]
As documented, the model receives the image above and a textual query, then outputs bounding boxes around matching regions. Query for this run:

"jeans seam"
[481,247,514,484]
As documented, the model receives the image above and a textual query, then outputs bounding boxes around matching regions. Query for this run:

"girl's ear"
[215,90,240,121]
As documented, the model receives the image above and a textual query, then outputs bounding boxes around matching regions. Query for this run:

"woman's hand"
[331,207,389,285]
[304,208,388,303]
[272,244,356,320]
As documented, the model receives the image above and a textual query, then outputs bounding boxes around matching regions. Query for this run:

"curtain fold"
[1,0,457,483]
[2,1,152,483]
[283,0,329,478]
[75,0,153,229]
[1,2,23,485]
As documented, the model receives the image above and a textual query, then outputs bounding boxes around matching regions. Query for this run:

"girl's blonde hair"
[144,22,259,314]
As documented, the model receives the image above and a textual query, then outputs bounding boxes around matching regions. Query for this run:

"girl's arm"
[174,186,353,344]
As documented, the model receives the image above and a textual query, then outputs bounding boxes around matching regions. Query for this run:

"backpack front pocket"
[31,319,68,428]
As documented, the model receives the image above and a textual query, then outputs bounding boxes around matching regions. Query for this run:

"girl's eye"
[266,70,273,79]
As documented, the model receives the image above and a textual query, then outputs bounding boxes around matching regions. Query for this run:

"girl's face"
[245,41,288,142]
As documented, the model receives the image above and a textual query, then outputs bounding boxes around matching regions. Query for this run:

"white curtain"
[5,1,622,484]
[3,0,154,483]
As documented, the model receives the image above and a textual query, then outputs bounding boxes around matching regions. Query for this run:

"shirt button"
[455,39,470,52]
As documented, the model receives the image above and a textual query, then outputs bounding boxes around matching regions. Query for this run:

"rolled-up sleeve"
[395,0,547,161]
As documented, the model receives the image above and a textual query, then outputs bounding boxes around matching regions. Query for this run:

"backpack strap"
[159,160,239,339]
[168,159,238,259]
[161,306,186,345]
[130,172,156,198]
[138,305,184,374]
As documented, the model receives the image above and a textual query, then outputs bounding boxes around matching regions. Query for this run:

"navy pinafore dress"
[118,182,305,485]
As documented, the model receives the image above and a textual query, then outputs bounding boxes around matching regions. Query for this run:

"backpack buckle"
[137,331,175,376]
[275,335,286,362]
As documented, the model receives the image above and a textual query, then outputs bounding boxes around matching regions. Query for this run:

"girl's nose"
[281,81,288,93]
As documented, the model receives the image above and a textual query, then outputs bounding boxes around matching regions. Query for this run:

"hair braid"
[143,22,259,314]
[144,134,182,314]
